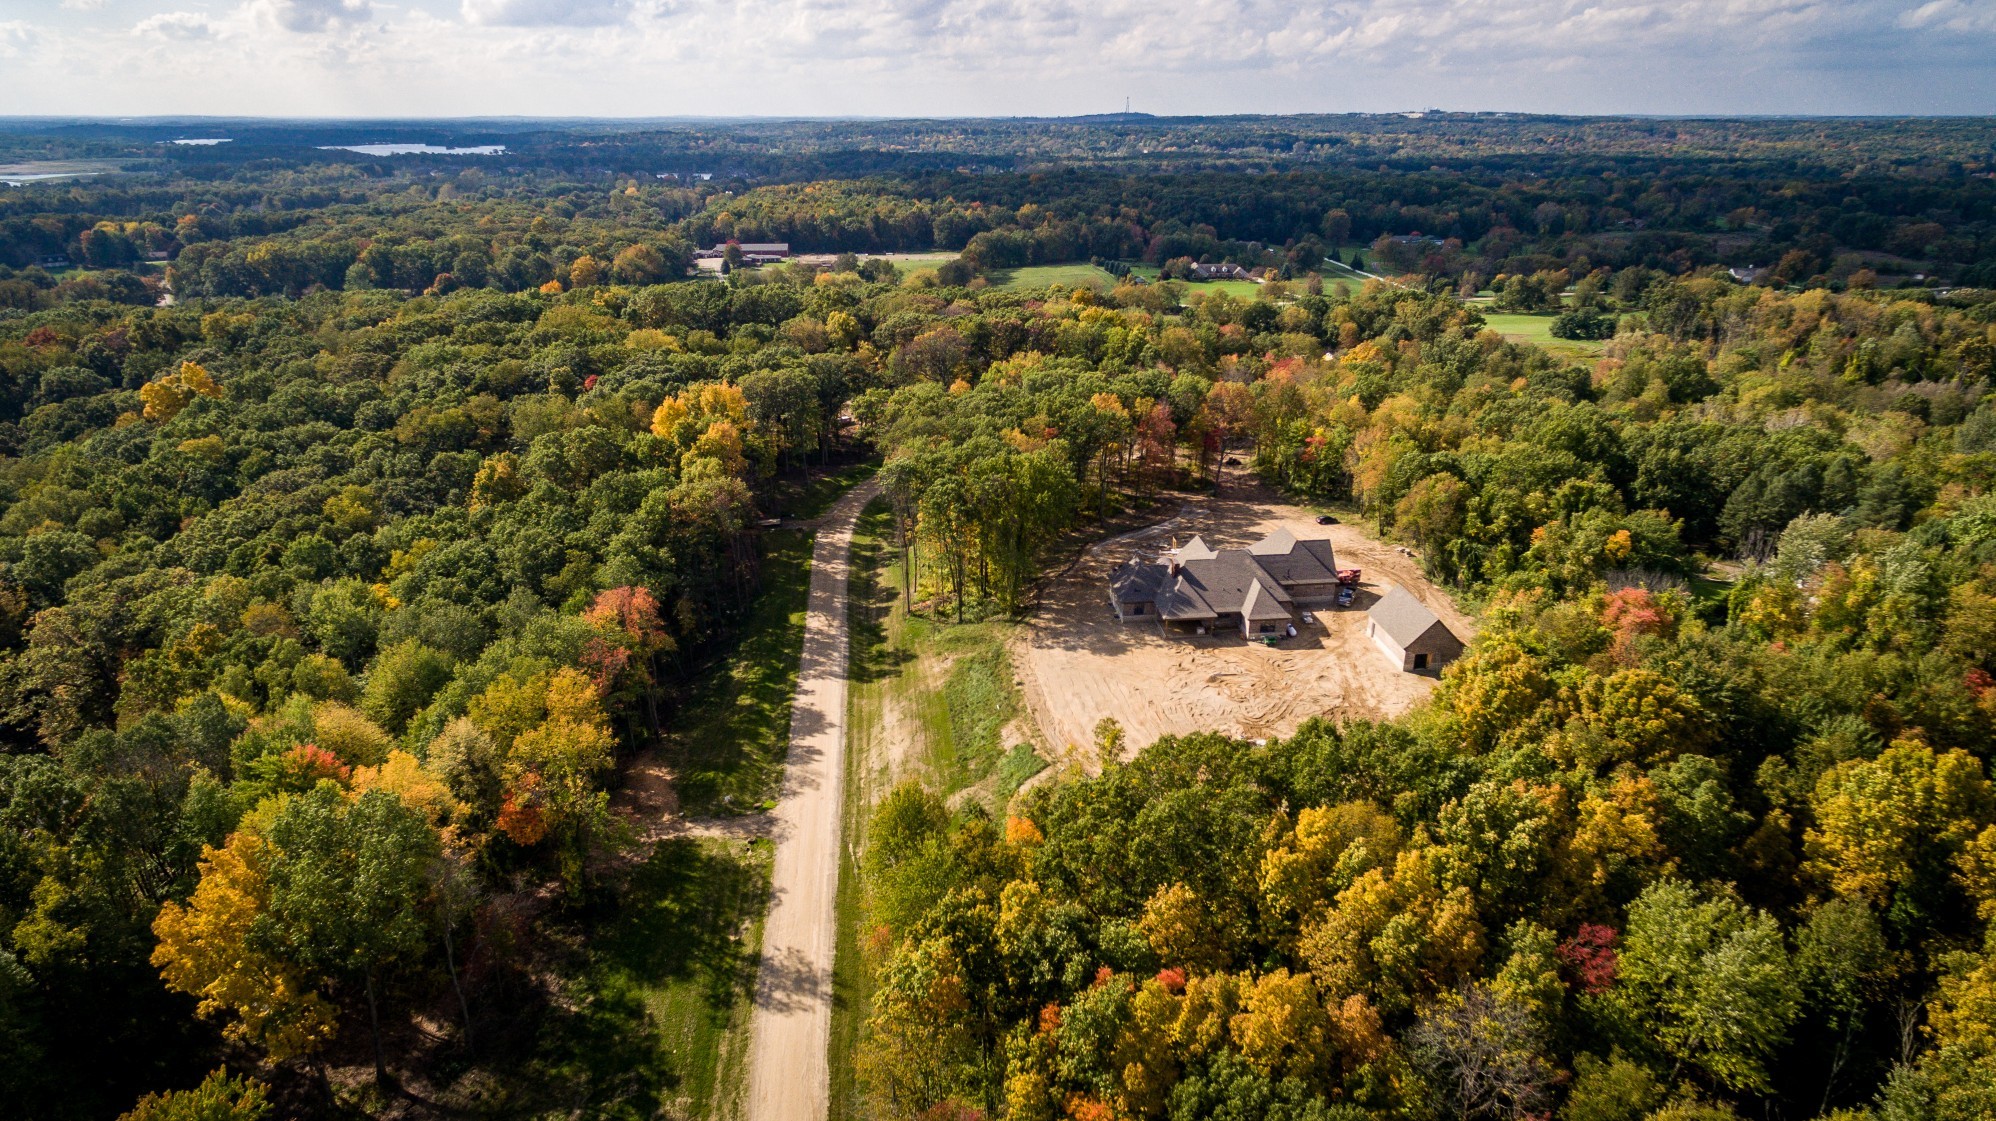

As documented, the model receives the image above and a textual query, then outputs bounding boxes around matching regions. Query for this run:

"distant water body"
[170,139,232,146]
[319,144,506,156]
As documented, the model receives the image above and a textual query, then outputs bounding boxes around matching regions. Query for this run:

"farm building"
[695,241,792,263]
[1107,529,1344,638]
[1365,585,1464,673]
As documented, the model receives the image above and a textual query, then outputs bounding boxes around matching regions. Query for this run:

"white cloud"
[60,0,106,11]
[258,0,374,33]
[1899,0,1996,32]
[132,12,216,40]
[0,21,35,57]
[462,0,634,27]
[10,0,1996,116]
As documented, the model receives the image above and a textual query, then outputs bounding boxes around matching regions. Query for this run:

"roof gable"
[1368,585,1448,647]
[1244,530,1338,585]
[1109,557,1166,603]
[1248,527,1297,556]
[1178,535,1217,561]
[1240,578,1293,620]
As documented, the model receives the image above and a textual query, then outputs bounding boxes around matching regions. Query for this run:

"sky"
[1,0,1994,118]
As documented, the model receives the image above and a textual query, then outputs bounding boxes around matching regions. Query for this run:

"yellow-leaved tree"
[151,826,336,1061]
[139,361,224,423]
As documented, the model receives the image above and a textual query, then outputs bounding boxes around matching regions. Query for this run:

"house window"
[1130,603,1145,615]
[1413,653,1429,669]
[1260,623,1276,633]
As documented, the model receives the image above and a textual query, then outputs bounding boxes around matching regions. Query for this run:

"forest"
[0,117,1994,1120]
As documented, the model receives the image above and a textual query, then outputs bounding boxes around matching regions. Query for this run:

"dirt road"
[1015,481,1474,760]
[744,479,878,1121]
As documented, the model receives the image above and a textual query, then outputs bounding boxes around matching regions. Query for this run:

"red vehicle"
[1336,568,1362,586]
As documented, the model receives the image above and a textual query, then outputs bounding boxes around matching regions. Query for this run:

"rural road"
[745,477,879,1121]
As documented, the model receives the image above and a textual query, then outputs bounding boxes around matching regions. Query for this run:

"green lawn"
[668,527,814,816]
[987,262,1121,292]
[1122,262,1265,299]
[829,503,891,1121]
[1315,258,1371,294]
[1181,279,1266,299]
[845,505,1022,796]
[870,251,960,266]
[1480,312,1609,358]
[523,837,771,1121]
[830,498,1038,1119]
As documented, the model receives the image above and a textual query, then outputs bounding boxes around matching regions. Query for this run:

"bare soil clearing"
[1014,482,1475,759]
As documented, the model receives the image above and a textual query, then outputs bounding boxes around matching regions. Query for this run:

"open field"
[1480,312,1610,358]
[0,159,126,185]
[845,501,1032,803]
[1123,263,1268,298]
[830,498,1043,1119]
[988,262,1122,291]
[1013,480,1475,759]
[1178,278,1266,299]
[990,260,1364,300]
[1316,259,1376,293]
[868,251,959,266]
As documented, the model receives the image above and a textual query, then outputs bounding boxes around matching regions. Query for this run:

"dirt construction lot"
[1014,482,1476,759]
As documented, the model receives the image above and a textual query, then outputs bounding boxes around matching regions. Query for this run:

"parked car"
[1336,587,1356,607]
[1316,514,1339,525]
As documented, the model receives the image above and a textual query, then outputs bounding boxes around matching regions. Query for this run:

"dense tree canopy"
[0,118,1994,1119]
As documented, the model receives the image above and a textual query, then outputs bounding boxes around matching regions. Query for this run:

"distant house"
[1189,261,1253,281]
[1108,528,1340,638]
[1365,585,1463,673]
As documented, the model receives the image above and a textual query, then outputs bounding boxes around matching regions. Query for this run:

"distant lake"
[319,144,507,156]
[170,139,232,146]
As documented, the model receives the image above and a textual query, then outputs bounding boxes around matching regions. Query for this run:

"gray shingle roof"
[1156,574,1218,620]
[1109,557,1167,605]
[1368,585,1447,647]
[1240,578,1293,621]
[1249,531,1339,585]
[1177,550,1292,615]
[1113,530,1339,625]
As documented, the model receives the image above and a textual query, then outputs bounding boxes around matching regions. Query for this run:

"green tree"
[259,785,440,1084]
[1611,879,1799,1093]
